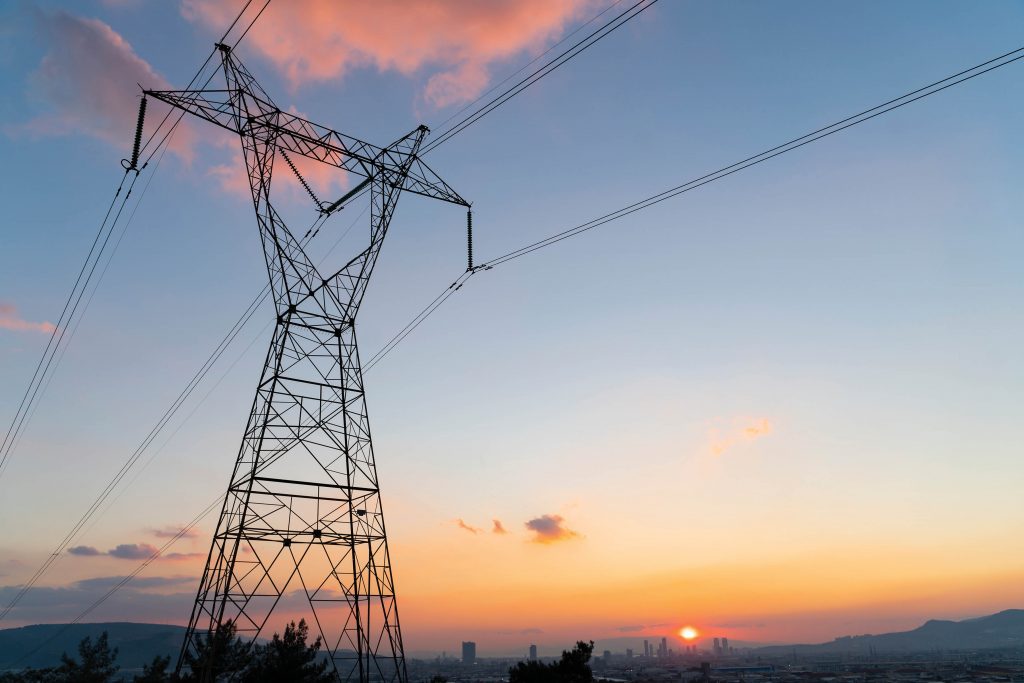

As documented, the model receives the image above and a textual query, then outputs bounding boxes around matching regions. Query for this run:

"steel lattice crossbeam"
[146,44,467,683]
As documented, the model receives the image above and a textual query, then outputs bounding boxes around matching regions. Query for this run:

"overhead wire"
[421,0,659,154]
[0,0,258,483]
[0,0,271,621]
[360,44,1024,371]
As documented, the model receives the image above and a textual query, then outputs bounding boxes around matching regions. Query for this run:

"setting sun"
[680,626,699,640]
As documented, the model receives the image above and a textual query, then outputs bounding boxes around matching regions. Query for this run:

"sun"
[680,626,699,640]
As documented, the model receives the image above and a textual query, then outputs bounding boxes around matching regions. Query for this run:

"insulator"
[280,149,322,210]
[129,96,147,171]
[466,209,474,272]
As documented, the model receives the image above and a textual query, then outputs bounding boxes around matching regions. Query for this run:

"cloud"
[107,543,160,560]
[0,577,194,625]
[455,518,481,535]
[148,525,201,539]
[0,303,56,334]
[617,624,645,632]
[492,519,509,535]
[74,575,193,591]
[524,514,580,544]
[17,10,195,162]
[181,0,593,108]
[162,552,205,562]
[710,418,774,456]
[67,541,201,561]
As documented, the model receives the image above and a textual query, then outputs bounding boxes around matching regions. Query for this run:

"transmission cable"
[422,0,657,154]
[363,44,1024,370]
[0,0,270,619]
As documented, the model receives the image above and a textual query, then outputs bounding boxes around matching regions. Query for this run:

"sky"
[1,0,1023,658]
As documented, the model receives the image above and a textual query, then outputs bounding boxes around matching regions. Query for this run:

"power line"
[361,44,1024,370]
[3,0,644,568]
[0,0,270,619]
[422,0,658,154]
[430,0,626,133]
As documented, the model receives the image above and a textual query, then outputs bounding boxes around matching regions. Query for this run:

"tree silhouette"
[508,640,594,683]
[178,619,249,682]
[56,631,119,683]
[240,619,332,682]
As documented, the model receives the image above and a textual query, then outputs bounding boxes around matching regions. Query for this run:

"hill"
[756,609,1024,655]
[0,622,186,670]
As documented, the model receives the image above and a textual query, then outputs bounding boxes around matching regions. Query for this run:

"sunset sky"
[1,0,1023,657]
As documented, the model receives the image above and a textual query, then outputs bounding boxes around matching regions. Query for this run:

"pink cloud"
[148,525,201,539]
[492,519,509,535]
[0,303,56,334]
[525,514,580,545]
[181,0,593,108]
[18,10,196,163]
[455,518,481,535]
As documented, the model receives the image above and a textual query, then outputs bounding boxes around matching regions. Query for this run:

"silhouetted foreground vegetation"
[0,620,331,682]
[508,640,594,683]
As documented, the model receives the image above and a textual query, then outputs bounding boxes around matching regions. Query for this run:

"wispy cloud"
[181,0,592,108]
[107,543,159,560]
[0,303,56,334]
[14,10,195,162]
[67,542,196,561]
[148,526,200,540]
[710,418,774,456]
[455,518,481,535]
[525,514,580,545]
[492,519,509,535]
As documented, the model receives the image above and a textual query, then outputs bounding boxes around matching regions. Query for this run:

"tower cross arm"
[144,88,468,207]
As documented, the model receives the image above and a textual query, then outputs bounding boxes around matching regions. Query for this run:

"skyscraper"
[529,644,537,662]
[626,648,634,659]
[644,640,650,658]
[462,641,476,665]
[713,637,722,655]
[722,637,730,653]
[661,637,668,658]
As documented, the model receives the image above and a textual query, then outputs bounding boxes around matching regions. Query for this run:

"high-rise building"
[644,640,650,658]
[626,648,634,659]
[661,637,668,658]
[713,637,721,655]
[529,644,537,662]
[462,641,476,665]
[722,637,730,653]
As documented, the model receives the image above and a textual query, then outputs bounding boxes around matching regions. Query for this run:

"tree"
[56,632,119,683]
[241,619,332,683]
[508,640,594,683]
[132,655,171,683]
[178,620,250,682]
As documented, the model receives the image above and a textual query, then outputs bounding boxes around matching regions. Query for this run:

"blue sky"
[1,0,1022,653]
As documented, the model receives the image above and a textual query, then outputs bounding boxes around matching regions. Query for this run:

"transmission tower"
[145,44,468,682]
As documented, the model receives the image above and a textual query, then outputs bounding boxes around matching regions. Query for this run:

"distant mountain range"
[1,610,1022,670]
[0,622,186,670]
[755,609,1024,655]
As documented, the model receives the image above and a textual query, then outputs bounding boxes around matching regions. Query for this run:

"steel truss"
[146,44,468,682]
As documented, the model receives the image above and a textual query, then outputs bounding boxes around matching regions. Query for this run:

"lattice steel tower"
[146,44,468,682]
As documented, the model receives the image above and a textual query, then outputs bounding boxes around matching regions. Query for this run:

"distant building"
[603,650,612,662]
[644,639,650,657]
[529,644,537,662]
[462,641,476,665]
[713,637,722,655]
[660,637,668,658]
[722,637,730,653]
[626,648,634,659]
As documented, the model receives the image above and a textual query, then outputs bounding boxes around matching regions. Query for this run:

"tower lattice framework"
[146,44,468,682]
